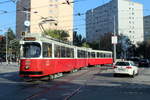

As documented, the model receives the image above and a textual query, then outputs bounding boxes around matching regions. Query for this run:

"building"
[144,15,150,41]
[86,0,144,44]
[16,0,73,41]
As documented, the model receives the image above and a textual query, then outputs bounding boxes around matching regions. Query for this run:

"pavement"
[0,62,19,73]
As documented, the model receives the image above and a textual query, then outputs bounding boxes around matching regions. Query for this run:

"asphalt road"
[0,63,150,100]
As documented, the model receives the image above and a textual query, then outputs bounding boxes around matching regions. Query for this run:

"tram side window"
[103,54,106,58]
[43,43,52,57]
[100,53,103,58]
[77,50,86,58]
[85,51,88,58]
[106,54,111,58]
[106,54,109,58]
[66,47,74,58]
[97,52,100,58]
[88,52,91,58]
[91,52,95,58]
[61,46,66,57]
[77,50,81,58]
[54,45,61,58]
[81,50,85,58]
[71,48,74,58]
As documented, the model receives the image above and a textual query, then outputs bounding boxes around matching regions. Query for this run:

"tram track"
[63,67,108,100]
[24,66,109,100]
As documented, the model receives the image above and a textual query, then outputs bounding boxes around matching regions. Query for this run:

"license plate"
[118,68,125,71]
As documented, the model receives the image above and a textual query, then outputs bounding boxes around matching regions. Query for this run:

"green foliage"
[44,29,69,41]
[73,31,87,47]
[0,28,20,61]
[91,32,134,59]
[88,41,99,50]
[82,42,90,48]
[136,41,150,58]
[7,28,16,42]
[116,34,133,59]
[99,32,112,51]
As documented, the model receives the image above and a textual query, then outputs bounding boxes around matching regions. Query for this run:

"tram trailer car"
[19,33,113,78]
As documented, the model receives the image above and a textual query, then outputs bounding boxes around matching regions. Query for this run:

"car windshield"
[115,62,130,66]
[23,42,41,58]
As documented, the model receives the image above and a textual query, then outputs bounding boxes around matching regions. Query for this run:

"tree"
[97,32,134,59]
[73,31,86,47]
[99,32,112,51]
[44,29,69,42]
[116,34,133,59]
[136,41,150,58]
[3,28,20,62]
[88,41,99,50]
[82,42,90,48]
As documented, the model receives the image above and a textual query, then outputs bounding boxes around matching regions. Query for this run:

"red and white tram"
[19,33,113,78]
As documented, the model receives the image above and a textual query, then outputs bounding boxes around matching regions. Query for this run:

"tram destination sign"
[24,37,36,41]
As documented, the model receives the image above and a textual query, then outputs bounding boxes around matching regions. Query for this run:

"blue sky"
[0,0,150,36]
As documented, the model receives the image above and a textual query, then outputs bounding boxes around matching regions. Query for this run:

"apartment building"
[144,15,150,41]
[16,0,73,41]
[86,0,144,44]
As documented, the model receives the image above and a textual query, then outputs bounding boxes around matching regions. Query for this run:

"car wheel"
[113,73,117,77]
[131,71,135,78]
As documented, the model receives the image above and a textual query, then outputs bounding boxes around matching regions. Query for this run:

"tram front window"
[23,42,41,58]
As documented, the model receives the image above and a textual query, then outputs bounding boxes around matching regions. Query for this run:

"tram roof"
[21,33,112,54]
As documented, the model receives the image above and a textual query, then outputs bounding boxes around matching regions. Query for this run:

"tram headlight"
[24,66,30,70]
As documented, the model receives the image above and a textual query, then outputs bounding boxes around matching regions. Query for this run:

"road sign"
[112,36,118,44]
[24,20,30,27]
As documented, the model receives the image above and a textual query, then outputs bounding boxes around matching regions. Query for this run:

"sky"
[0,0,150,37]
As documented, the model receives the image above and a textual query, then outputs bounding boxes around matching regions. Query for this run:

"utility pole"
[113,16,117,62]
[24,10,30,33]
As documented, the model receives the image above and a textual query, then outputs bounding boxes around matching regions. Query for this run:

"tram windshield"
[22,42,41,58]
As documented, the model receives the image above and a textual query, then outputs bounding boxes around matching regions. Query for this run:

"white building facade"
[86,0,144,44]
[144,15,150,41]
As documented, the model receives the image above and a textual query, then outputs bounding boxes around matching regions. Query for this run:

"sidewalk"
[0,62,19,74]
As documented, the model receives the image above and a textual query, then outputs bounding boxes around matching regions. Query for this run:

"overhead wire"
[0,0,11,4]
[0,0,150,36]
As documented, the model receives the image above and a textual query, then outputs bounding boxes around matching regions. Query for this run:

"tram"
[19,33,113,78]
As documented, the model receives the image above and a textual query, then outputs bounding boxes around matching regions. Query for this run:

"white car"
[113,61,139,77]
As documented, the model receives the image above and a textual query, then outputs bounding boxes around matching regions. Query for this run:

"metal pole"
[25,11,29,33]
[6,33,8,64]
[113,16,116,62]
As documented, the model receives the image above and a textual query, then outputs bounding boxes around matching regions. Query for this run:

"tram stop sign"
[112,36,118,44]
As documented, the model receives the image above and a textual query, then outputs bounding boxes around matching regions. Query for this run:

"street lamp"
[113,16,117,62]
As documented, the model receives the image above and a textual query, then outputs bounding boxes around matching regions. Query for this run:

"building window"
[49,4,53,7]
[132,12,134,15]
[49,10,53,13]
